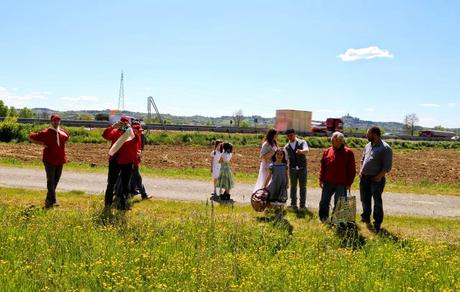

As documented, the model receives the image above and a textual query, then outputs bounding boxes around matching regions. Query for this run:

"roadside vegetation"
[0,187,458,290]
[1,119,460,149]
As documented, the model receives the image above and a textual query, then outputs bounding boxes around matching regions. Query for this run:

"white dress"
[211,150,222,179]
[253,141,277,193]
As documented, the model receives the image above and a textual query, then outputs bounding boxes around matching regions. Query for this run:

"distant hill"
[30,108,448,133]
[341,114,420,133]
[30,108,275,128]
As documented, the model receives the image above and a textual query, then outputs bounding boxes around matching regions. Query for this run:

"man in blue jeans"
[319,132,356,222]
[359,126,393,233]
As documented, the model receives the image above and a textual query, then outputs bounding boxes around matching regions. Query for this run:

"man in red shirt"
[128,120,151,199]
[102,115,140,210]
[29,114,69,208]
[318,131,356,222]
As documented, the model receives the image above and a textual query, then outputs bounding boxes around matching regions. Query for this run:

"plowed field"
[1,143,459,184]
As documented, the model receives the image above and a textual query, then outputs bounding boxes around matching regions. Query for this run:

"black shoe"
[374,224,381,233]
[361,217,371,224]
[44,201,59,209]
[287,205,297,211]
[219,193,231,201]
[141,194,152,200]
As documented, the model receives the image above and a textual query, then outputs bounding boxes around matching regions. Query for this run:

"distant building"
[275,109,312,133]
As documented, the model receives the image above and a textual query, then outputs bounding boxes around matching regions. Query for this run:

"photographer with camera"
[102,115,139,210]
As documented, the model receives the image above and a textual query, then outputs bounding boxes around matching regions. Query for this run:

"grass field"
[0,187,459,290]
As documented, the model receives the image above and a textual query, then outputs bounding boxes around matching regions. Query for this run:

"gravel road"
[0,166,459,218]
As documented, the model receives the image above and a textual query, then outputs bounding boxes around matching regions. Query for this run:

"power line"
[118,71,125,112]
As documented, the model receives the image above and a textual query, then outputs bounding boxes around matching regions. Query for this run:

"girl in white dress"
[253,129,278,193]
[210,140,223,196]
[217,143,234,201]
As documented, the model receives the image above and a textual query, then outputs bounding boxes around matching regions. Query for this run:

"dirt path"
[0,166,459,218]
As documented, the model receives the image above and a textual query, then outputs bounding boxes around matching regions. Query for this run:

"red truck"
[311,118,343,133]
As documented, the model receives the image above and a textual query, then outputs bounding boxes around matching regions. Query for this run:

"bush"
[0,119,20,142]
[1,121,459,150]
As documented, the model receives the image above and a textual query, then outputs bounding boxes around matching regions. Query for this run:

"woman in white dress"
[253,129,278,193]
[210,140,223,196]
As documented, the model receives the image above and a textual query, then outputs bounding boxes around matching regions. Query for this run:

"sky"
[0,0,459,128]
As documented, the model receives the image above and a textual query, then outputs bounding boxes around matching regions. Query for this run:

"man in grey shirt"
[360,126,393,232]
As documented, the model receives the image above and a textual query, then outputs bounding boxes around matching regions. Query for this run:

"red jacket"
[133,134,143,166]
[29,128,69,165]
[102,126,140,165]
[320,146,356,187]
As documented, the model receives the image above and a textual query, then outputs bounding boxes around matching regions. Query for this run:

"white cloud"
[0,87,48,107]
[418,117,440,127]
[420,103,440,107]
[338,46,394,62]
[447,102,456,108]
[60,95,98,102]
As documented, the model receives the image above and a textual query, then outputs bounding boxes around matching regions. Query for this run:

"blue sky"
[0,0,459,128]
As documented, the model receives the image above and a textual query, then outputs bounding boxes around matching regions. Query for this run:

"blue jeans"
[318,182,346,221]
[360,175,385,226]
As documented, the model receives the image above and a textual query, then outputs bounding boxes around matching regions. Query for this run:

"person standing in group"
[263,148,289,204]
[29,114,69,208]
[253,129,278,193]
[217,142,234,201]
[102,116,140,210]
[318,132,356,222]
[129,121,151,200]
[210,140,223,197]
[284,128,309,212]
[360,126,393,233]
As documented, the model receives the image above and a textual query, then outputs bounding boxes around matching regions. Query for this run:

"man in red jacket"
[128,121,151,199]
[29,114,69,208]
[102,115,140,210]
[318,131,356,222]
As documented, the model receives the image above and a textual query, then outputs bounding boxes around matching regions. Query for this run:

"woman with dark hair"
[253,129,278,192]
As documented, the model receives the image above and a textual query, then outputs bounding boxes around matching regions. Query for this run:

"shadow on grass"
[377,227,410,248]
[334,222,367,250]
[256,208,294,235]
[295,208,315,219]
[209,195,235,206]
[20,204,45,221]
[95,207,128,227]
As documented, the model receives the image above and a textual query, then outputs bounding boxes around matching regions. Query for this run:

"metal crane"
[147,96,165,129]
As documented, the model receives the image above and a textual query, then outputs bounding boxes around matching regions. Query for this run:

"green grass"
[2,119,460,149]
[0,186,459,290]
[1,157,459,196]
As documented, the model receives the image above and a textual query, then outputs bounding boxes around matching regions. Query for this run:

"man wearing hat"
[129,120,151,199]
[284,128,309,212]
[29,114,69,208]
[102,115,140,210]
